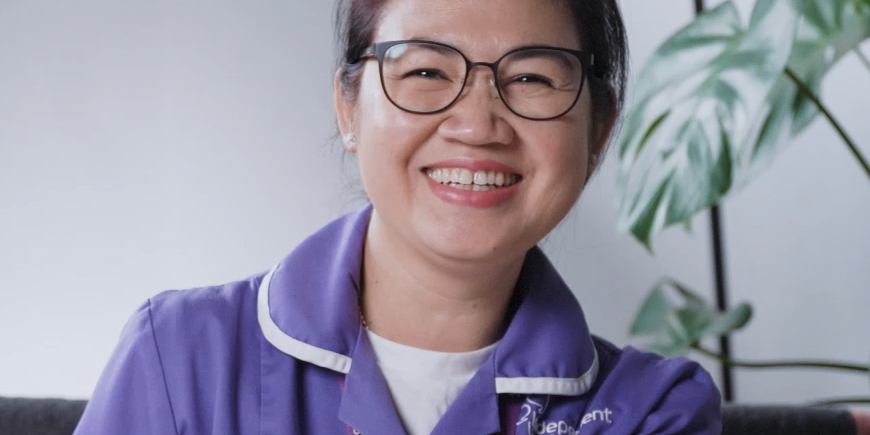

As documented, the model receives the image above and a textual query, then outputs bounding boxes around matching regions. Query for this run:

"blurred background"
[1,0,868,404]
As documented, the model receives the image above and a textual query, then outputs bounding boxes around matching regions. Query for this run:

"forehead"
[375,0,580,59]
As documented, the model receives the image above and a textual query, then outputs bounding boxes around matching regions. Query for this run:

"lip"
[422,158,522,209]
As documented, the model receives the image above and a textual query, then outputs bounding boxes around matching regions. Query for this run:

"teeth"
[458,169,473,185]
[426,168,520,188]
[473,171,487,186]
[472,184,496,191]
[495,172,505,186]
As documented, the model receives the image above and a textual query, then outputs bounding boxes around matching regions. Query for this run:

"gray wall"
[1,0,868,404]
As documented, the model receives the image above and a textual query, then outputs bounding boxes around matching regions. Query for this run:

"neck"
[361,212,525,353]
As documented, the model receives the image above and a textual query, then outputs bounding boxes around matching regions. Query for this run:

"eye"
[402,69,448,80]
[510,74,554,86]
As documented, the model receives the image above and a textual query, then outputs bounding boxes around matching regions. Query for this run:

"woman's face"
[337,0,602,265]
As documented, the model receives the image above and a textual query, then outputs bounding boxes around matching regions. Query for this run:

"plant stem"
[692,344,870,373]
[856,48,870,75]
[810,397,870,407]
[783,67,870,181]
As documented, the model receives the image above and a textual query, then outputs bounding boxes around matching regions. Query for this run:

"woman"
[74,0,721,434]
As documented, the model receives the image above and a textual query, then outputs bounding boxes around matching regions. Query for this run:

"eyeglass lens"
[380,42,586,119]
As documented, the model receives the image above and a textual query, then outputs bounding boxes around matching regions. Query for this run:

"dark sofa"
[0,397,86,435]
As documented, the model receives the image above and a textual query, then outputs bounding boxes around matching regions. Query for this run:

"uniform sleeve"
[73,300,179,435]
[633,360,722,435]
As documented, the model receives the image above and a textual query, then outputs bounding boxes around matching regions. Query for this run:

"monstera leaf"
[629,279,753,357]
[739,0,870,184]
[616,0,870,248]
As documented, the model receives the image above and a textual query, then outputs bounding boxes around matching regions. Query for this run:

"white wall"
[721,0,870,404]
[1,0,868,405]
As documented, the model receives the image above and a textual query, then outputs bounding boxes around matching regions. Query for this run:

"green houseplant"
[618,0,870,405]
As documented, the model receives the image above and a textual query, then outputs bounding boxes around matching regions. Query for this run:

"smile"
[425,168,521,191]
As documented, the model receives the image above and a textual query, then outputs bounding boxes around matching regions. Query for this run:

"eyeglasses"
[355,40,594,121]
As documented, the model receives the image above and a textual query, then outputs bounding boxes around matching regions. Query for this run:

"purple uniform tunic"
[74,205,721,435]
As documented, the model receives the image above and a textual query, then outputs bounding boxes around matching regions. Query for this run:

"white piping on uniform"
[494,347,599,396]
[257,263,599,395]
[257,264,353,374]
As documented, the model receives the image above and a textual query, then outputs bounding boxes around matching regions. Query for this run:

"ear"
[334,68,357,153]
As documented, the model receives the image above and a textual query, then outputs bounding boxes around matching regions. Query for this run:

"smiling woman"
[72,1,720,434]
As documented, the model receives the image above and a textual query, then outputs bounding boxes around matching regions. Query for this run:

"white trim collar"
[257,264,352,374]
[256,206,600,396]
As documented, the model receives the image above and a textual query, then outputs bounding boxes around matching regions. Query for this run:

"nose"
[436,67,515,147]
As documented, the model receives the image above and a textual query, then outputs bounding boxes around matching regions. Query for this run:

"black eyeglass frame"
[355,39,596,121]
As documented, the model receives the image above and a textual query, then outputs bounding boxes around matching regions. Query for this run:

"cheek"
[538,119,590,180]
[554,139,588,199]
[558,101,595,178]
[523,114,592,215]
[357,67,392,132]
[354,65,440,161]
[353,67,433,192]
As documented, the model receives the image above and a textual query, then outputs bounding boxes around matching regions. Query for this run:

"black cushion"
[722,405,857,435]
[0,397,87,435]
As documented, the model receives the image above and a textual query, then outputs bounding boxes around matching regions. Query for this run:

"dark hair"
[334,0,628,136]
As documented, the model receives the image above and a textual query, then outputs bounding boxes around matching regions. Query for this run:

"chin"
[422,229,523,265]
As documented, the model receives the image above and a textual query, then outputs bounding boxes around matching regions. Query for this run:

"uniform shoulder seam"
[147,299,181,435]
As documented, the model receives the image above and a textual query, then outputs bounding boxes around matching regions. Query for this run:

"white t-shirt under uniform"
[366,330,499,435]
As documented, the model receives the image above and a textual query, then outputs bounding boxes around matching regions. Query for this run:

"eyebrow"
[507,48,579,72]
[403,37,580,59]
[400,40,460,57]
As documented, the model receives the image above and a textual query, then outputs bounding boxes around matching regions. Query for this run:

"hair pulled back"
[334,0,627,132]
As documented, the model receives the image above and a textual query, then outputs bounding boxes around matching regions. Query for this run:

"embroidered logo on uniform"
[516,397,613,434]
[579,408,613,430]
